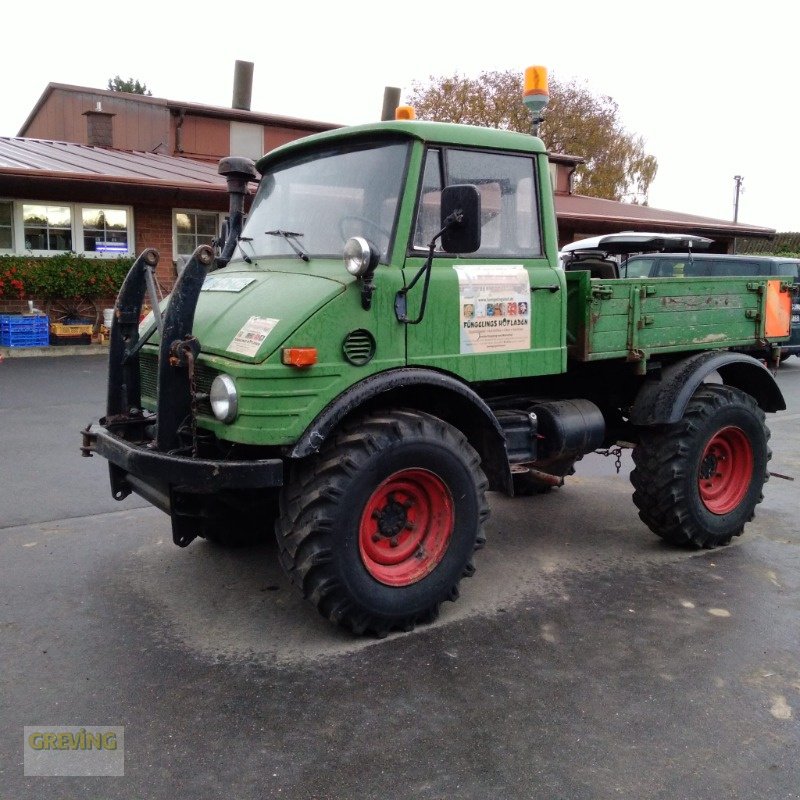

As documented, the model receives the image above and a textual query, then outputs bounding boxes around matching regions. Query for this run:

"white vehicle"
[558,232,713,277]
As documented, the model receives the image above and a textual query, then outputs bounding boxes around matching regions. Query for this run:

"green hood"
[151,266,346,364]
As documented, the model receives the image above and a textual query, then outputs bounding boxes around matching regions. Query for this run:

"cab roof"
[256,120,546,172]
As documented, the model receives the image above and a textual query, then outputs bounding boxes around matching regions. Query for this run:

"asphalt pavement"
[1,355,798,799]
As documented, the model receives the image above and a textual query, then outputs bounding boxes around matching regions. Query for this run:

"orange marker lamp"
[282,347,318,368]
[523,65,549,117]
[395,105,416,120]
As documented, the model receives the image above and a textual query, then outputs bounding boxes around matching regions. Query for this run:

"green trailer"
[83,91,792,636]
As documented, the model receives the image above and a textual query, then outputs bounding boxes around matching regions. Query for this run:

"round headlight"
[209,374,238,423]
[343,236,372,277]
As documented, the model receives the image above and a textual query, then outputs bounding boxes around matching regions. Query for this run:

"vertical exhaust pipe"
[232,60,254,111]
[381,87,401,121]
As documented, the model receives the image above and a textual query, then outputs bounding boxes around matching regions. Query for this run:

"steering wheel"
[338,215,391,246]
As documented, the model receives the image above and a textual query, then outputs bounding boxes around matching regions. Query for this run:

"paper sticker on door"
[454,265,530,354]
[227,316,280,356]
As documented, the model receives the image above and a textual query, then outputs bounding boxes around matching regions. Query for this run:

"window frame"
[0,199,15,253]
[172,208,224,262]
[79,206,133,256]
[0,199,135,257]
[409,146,544,259]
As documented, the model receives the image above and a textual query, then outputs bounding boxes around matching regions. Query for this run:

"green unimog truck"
[83,91,793,636]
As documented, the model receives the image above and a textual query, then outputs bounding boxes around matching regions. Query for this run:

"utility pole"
[732,175,743,254]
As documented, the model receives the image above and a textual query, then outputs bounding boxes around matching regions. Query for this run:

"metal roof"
[0,137,226,191]
[555,193,775,239]
[0,137,777,240]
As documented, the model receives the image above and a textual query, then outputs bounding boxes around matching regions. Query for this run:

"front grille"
[193,361,218,416]
[138,350,218,416]
[139,350,158,401]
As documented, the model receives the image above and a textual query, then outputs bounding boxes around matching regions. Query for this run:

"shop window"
[23,204,72,252]
[82,208,129,253]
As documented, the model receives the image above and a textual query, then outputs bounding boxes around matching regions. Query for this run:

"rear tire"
[631,385,769,548]
[276,409,489,635]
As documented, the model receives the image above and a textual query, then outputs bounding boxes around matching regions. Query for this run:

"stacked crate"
[0,315,49,348]
[49,322,94,346]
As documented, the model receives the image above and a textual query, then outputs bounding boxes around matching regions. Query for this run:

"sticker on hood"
[227,316,280,356]
[202,275,256,292]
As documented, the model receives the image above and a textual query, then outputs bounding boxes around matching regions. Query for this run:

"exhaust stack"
[381,87,401,121]
[232,60,254,111]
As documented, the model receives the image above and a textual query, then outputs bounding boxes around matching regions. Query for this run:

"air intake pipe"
[216,156,257,268]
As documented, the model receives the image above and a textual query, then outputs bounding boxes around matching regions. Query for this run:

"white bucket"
[103,308,114,328]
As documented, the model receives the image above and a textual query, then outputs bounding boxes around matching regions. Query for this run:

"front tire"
[631,385,769,548]
[276,410,489,635]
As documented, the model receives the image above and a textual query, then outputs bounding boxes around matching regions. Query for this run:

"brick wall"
[133,204,178,292]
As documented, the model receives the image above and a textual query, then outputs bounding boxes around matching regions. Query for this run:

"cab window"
[412,148,542,257]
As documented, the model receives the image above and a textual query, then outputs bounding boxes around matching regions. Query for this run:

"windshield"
[239,140,409,262]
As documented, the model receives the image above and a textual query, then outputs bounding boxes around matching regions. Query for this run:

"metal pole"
[732,175,743,254]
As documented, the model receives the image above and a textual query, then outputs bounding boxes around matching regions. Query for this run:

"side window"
[682,260,712,277]
[776,263,800,279]
[413,150,443,249]
[446,150,542,257]
[714,259,763,277]
[623,258,654,278]
[412,149,542,257]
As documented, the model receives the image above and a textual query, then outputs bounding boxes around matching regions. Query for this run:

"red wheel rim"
[358,468,454,587]
[698,426,754,515]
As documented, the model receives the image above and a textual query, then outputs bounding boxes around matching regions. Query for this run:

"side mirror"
[440,184,481,254]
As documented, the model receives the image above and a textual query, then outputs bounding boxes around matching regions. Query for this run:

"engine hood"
[148,265,346,364]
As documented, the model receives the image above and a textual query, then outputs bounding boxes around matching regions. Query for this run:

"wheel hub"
[359,469,454,587]
[699,453,719,480]
[698,426,754,515]
[372,493,413,540]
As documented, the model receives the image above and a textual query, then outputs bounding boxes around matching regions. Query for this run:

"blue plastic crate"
[0,315,50,347]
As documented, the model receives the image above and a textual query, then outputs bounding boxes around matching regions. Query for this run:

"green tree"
[407,70,658,202]
[107,76,152,96]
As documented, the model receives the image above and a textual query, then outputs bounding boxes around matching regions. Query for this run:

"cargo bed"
[565,272,792,367]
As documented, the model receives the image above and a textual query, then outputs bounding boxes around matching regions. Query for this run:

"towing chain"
[595,446,624,474]
[169,336,201,457]
[187,350,199,458]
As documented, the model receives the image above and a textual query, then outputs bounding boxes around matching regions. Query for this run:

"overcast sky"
[3,0,798,231]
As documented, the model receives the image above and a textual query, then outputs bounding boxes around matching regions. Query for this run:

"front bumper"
[84,425,283,494]
[83,423,283,547]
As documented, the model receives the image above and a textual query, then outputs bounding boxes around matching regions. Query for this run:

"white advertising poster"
[454,265,531,354]
[227,316,280,356]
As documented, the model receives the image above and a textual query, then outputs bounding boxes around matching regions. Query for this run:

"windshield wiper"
[237,236,254,263]
[265,229,310,263]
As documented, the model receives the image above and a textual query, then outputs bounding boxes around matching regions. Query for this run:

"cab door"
[403,147,565,381]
